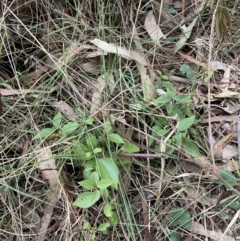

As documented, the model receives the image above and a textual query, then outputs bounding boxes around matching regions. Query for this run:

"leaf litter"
[1,0,240,240]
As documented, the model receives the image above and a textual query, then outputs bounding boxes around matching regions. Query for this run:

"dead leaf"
[0,87,57,96]
[136,62,156,101]
[35,146,61,241]
[144,10,165,42]
[175,17,198,52]
[90,38,149,66]
[188,221,235,241]
[211,91,239,98]
[90,73,113,115]
[52,100,78,122]
[90,38,132,59]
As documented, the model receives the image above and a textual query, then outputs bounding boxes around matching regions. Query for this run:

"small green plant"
[34,113,139,232]
[33,112,80,140]
[180,64,195,79]
[154,77,201,157]
[216,170,240,210]
[168,207,191,241]
[72,123,138,230]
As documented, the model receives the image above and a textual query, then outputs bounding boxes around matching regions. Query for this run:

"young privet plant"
[34,112,139,232]
[216,170,240,211]
[168,207,191,241]
[72,120,139,232]
[154,71,201,157]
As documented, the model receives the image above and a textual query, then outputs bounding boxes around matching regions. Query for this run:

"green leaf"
[33,128,56,139]
[73,142,88,161]
[90,172,99,184]
[103,203,112,217]
[172,95,192,104]
[97,223,110,232]
[104,122,113,133]
[78,180,95,190]
[155,95,172,105]
[83,221,92,230]
[93,148,102,154]
[186,70,195,79]
[108,133,124,144]
[96,179,113,189]
[96,158,119,190]
[183,138,201,157]
[180,64,191,75]
[108,211,119,227]
[174,17,198,52]
[52,112,62,128]
[162,81,175,91]
[172,133,182,148]
[120,143,139,153]
[73,190,100,208]
[178,116,195,132]
[85,117,94,125]
[61,122,79,136]
[166,103,173,114]
[220,170,236,187]
[169,231,180,241]
[169,207,191,228]
[100,188,109,199]
[86,133,98,149]
[220,195,240,210]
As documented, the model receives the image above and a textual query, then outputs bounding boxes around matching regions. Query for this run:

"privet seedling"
[154,73,201,157]
[35,113,139,232]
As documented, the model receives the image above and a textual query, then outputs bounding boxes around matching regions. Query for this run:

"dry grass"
[0,0,240,240]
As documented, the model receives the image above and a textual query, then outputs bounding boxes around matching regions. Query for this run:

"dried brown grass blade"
[35,146,61,241]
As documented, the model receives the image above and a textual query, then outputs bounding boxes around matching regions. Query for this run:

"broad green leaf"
[85,117,94,125]
[220,170,236,187]
[175,17,198,52]
[183,138,201,157]
[83,221,92,230]
[155,95,172,105]
[120,143,139,153]
[78,180,95,190]
[109,211,119,227]
[172,133,182,148]
[180,64,191,75]
[86,133,98,149]
[73,142,88,161]
[73,190,100,208]
[96,158,119,189]
[52,112,62,128]
[178,116,195,132]
[169,207,191,228]
[93,148,102,154]
[97,223,110,232]
[33,128,56,139]
[152,125,168,136]
[61,122,79,136]
[220,195,240,210]
[169,231,180,241]
[101,188,109,199]
[104,122,113,133]
[172,95,192,104]
[90,172,99,184]
[149,126,168,146]
[162,81,175,91]
[166,103,173,114]
[170,107,184,119]
[96,179,113,189]
[103,203,112,217]
[108,133,124,144]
